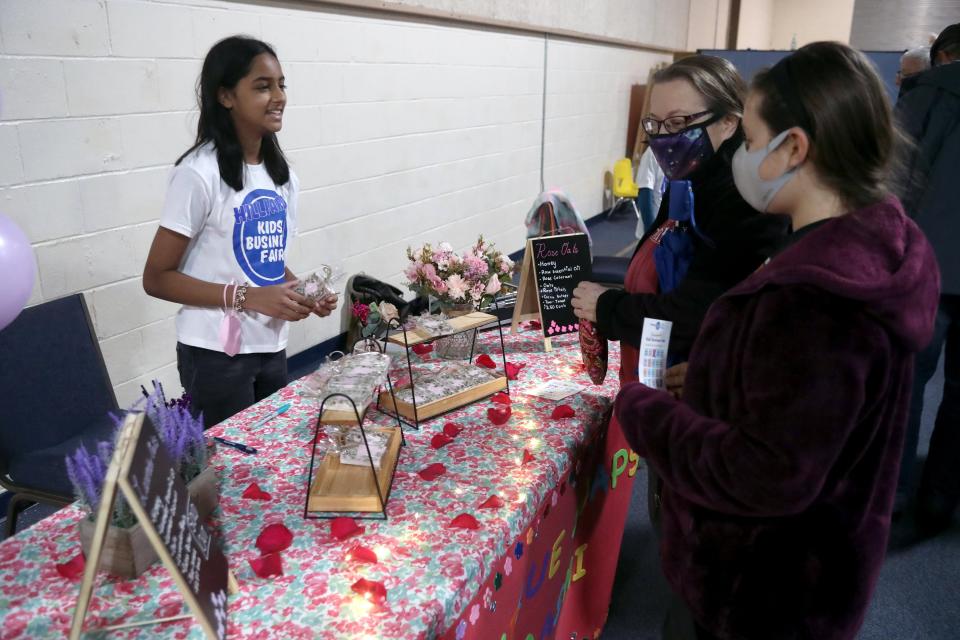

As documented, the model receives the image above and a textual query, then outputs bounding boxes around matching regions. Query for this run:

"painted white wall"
[0,0,676,406]
[325,0,692,50]
[770,0,854,49]
[737,0,774,49]
[542,39,667,220]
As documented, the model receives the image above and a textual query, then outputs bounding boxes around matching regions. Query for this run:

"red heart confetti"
[443,422,463,437]
[351,578,388,605]
[249,552,284,578]
[348,545,378,564]
[55,553,85,580]
[242,482,272,501]
[479,495,504,509]
[476,354,497,369]
[412,343,433,356]
[487,406,512,425]
[522,449,535,465]
[491,392,512,405]
[505,362,524,380]
[255,523,294,555]
[448,513,481,530]
[331,517,366,541]
[551,405,576,419]
[418,463,447,481]
[431,433,454,449]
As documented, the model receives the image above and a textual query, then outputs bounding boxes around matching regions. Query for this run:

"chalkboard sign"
[71,413,232,640]
[511,233,592,350]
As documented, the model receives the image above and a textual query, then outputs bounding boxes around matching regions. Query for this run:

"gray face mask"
[731,130,798,212]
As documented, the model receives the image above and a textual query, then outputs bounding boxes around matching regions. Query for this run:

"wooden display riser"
[378,375,507,422]
[306,426,402,513]
[386,312,498,346]
[319,403,373,426]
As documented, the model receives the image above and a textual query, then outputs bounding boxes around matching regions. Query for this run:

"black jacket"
[896,61,960,294]
[595,133,788,358]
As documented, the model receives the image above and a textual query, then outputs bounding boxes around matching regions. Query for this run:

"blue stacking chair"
[0,294,119,537]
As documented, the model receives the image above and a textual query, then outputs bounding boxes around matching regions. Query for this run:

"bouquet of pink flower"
[405,236,515,309]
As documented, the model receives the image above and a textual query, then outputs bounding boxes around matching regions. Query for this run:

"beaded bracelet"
[234,283,248,312]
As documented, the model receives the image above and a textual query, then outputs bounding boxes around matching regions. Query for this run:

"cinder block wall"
[0,0,679,405]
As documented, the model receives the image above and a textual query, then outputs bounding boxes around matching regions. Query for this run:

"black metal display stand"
[303,371,405,521]
[377,299,511,431]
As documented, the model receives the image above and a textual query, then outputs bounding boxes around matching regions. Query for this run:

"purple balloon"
[0,214,37,331]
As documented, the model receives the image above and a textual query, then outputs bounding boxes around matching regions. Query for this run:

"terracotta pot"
[78,465,219,578]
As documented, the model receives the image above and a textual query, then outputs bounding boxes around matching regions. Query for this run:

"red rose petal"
[479,495,504,509]
[351,578,388,605]
[487,405,512,425]
[242,482,272,501]
[491,392,512,405]
[412,343,433,356]
[476,354,497,369]
[249,552,284,578]
[349,545,379,564]
[55,553,85,580]
[505,362,524,380]
[330,517,365,541]
[255,523,294,555]
[448,513,481,530]
[551,405,576,419]
[431,433,454,449]
[522,449,535,465]
[418,463,447,481]
[443,422,463,437]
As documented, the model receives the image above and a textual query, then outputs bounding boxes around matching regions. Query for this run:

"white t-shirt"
[635,147,665,239]
[159,142,299,354]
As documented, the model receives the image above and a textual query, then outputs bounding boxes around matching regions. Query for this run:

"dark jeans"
[176,342,287,429]
[897,294,960,521]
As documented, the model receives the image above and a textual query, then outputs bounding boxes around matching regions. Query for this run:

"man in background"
[896,46,930,98]
[894,23,960,545]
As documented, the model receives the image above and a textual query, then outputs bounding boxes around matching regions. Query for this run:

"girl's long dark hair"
[177,36,289,191]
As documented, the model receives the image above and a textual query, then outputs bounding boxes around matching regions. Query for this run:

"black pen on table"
[213,436,258,455]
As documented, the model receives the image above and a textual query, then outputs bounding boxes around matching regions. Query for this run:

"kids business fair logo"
[232,189,288,286]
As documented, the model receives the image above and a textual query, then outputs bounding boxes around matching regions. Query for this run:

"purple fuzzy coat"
[615,198,939,640]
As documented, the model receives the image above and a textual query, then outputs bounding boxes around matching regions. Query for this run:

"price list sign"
[529,233,592,338]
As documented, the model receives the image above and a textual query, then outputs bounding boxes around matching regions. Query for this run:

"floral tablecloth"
[0,327,622,639]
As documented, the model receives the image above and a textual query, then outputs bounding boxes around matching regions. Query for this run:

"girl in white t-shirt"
[143,36,337,428]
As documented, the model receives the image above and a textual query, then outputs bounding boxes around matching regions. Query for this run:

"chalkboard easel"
[69,412,238,639]
[511,233,592,351]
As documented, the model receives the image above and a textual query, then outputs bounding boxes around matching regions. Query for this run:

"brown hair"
[653,55,747,119]
[752,42,903,210]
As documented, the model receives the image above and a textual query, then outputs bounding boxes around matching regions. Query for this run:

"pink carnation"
[446,274,468,301]
[464,256,489,278]
[404,262,422,283]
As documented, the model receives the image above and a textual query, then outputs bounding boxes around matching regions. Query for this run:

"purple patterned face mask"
[647,115,721,180]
